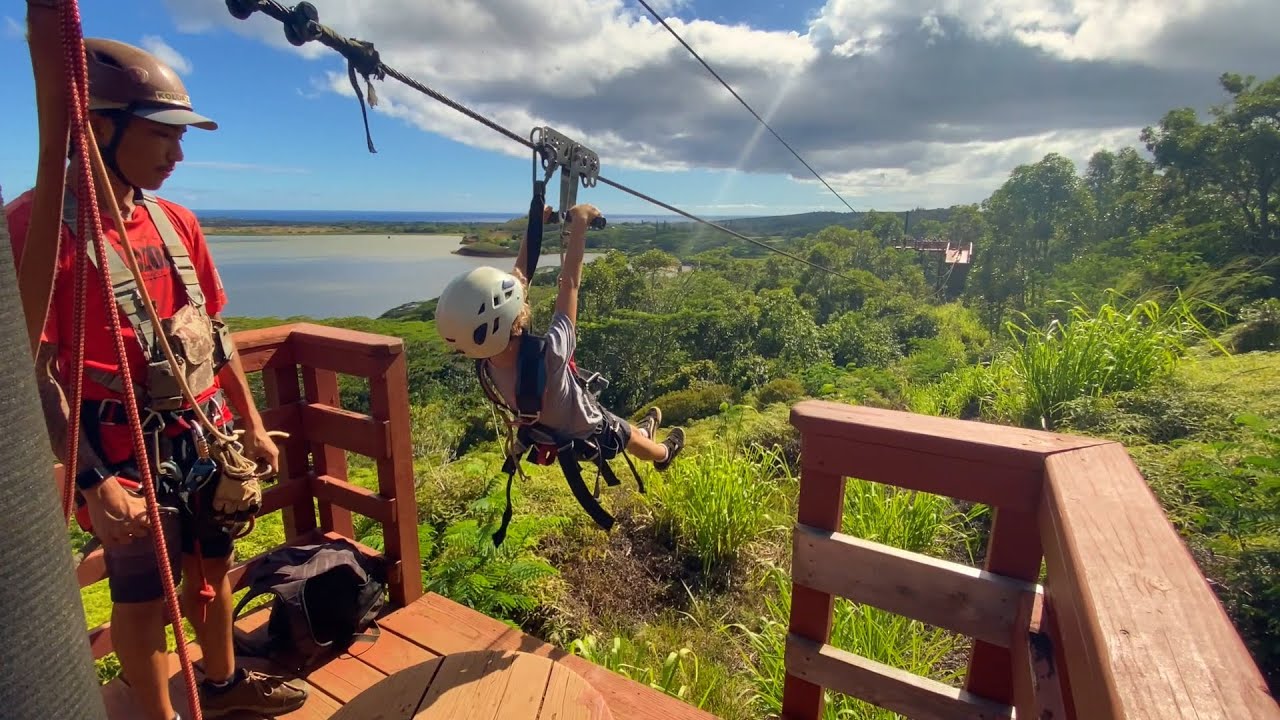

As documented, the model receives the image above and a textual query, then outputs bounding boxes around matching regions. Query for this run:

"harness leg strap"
[491,462,518,547]
[558,447,615,532]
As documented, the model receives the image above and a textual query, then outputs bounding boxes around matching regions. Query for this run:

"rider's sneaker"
[637,407,662,440]
[653,427,684,472]
[199,667,308,718]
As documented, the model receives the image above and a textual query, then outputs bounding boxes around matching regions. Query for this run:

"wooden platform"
[101,592,716,720]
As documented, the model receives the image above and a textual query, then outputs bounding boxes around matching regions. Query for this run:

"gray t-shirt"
[484,311,603,439]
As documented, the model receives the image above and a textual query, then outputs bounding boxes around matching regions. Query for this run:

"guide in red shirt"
[4,37,307,718]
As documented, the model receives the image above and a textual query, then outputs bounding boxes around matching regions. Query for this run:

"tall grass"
[1003,290,1225,428]
[842,478,986,560]
[652,444,792,571]
[733,569,959,720]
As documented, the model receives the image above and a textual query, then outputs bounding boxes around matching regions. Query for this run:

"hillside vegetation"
[73,71,1280,713]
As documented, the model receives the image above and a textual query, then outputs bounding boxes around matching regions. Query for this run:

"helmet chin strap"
[99,108,140,192]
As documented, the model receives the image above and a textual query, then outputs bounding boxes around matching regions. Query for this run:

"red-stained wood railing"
[63,322,422,660]
[782,400,1278,720]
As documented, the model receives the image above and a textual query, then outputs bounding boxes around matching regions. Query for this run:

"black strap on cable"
[526,184,544,281]
[347,62,376,153]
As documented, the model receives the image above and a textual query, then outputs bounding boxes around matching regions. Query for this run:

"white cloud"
[159,0,1277,208]
[3,15,24,39]
[140,35,193,75]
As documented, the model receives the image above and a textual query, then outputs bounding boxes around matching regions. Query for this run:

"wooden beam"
[299,402,390,459]
[965,507,1044,702]
[369,353,423,607]
[791,524,1039,648]
[781,466,846,720]
[1010,588,1071,720]
[801,434,1043,513]
[785,634,1013,720]
[262,364,315,540]
[303,367,354,540]
[289,323,403,378]
[231,324,296,372]
[312,473,396,525]
[790,401,1108,471]
[19,2,70,357]
[258,474,312,516]
[1041,444,1278,720]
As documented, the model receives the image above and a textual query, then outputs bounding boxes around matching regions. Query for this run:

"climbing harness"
[476,334,643,548]
[59,189,237,410]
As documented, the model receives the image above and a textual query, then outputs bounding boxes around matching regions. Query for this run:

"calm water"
[208,234,597,319]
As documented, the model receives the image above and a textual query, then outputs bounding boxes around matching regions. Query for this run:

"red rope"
[57,4,203,719]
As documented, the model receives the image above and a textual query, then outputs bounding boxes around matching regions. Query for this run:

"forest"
[76,71,1280,716]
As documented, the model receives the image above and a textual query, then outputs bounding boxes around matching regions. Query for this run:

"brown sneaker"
[199,667,309,717]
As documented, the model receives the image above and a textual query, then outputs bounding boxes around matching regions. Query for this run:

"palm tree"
[0,188,108,718]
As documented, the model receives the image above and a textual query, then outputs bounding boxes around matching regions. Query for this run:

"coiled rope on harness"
[51,3,203,719]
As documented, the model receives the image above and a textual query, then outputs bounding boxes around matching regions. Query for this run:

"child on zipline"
[435,203,684,472]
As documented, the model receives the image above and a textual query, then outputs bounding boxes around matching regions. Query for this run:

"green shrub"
[647,384,737,425]
[1001,291,1225,428]
[755,378,805,408]
[653,445,790,572]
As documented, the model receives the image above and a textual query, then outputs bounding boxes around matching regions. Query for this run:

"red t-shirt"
[5,188,233,464]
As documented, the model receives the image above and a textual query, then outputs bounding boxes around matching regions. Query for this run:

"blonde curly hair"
[510,268,533,336]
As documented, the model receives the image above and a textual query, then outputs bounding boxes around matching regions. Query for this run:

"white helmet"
[435,266,526,358]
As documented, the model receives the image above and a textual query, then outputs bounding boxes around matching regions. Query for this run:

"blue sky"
[1,0,1274,217]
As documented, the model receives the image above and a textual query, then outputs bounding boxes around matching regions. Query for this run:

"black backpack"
[231,538,387,672]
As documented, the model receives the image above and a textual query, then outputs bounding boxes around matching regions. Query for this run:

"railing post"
[369,352,422,607]
[781,436,846,720]
[302,366,355,539]
[262,362,316,541]
[965,507,1043,703]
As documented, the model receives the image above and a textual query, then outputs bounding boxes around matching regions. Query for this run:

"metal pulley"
[283,2,322,47]
[531,126,607,231]
[225,0,260,21]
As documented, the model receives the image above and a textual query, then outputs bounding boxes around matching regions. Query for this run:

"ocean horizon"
[193,208,740,224]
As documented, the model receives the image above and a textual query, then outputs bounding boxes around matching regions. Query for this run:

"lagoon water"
[207,233,596,319]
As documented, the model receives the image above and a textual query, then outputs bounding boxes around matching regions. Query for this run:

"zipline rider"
[6,37,306,720]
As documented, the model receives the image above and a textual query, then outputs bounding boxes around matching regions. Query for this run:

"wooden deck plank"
[352,625,440,675]
[382,593,718,720]
[540,661,613,720]
[493,652,556,719]
[107,592,716,720]
[417,652,504,719]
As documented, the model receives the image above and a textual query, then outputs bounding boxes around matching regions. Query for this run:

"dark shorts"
[99,471,235,604]
[84,401,238,604]
[594,408,633,460]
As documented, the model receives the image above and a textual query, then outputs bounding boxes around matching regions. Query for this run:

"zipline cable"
[227,0,858,283]
[633,0,860,216]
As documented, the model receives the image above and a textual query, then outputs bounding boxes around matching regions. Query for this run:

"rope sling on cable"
[476,127,642,548]
[223,0,859,284]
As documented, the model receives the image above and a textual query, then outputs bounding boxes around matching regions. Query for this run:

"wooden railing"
[782,400,1278,720]
[64,323,423,660]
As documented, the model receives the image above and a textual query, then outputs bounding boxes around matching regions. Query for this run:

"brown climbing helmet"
[85,37,217,130]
